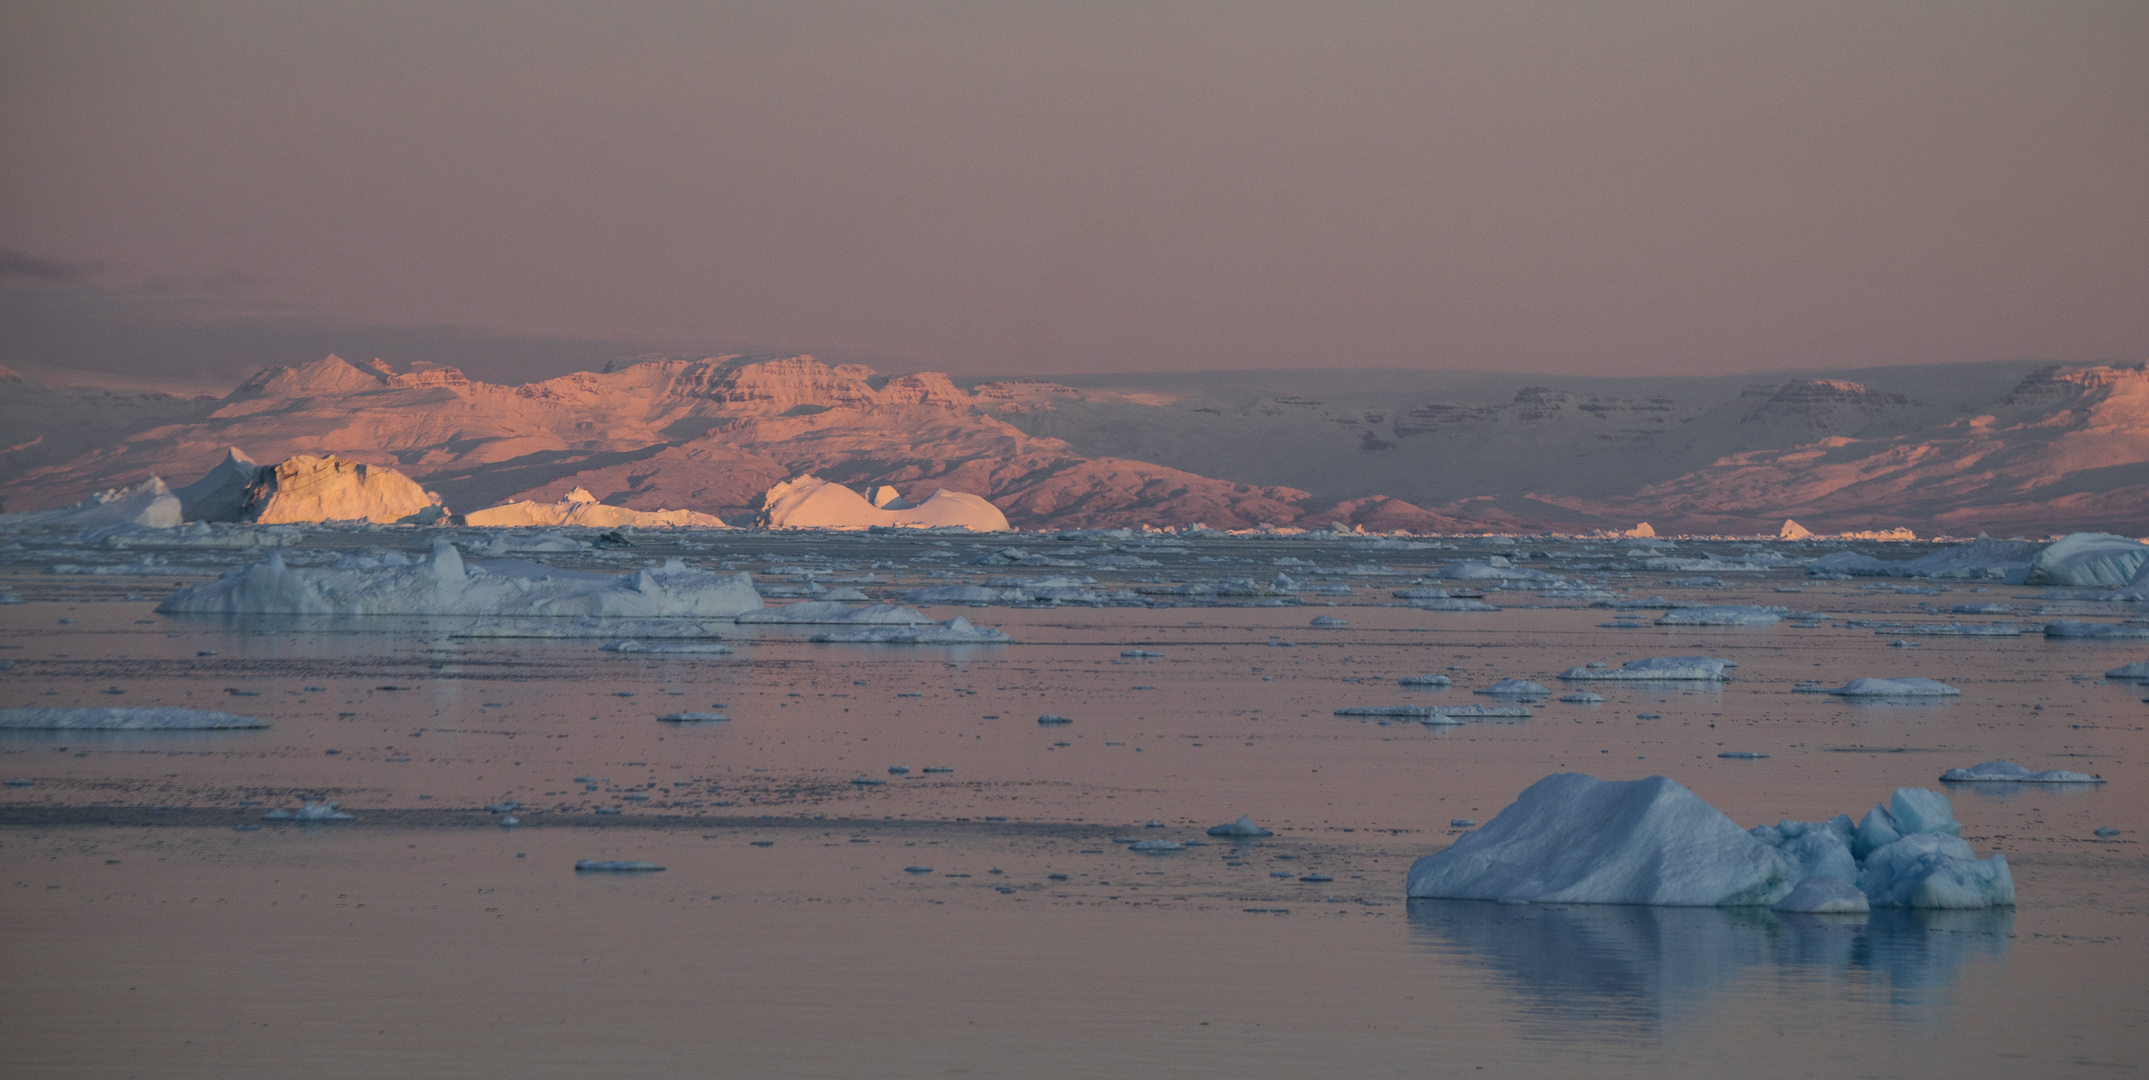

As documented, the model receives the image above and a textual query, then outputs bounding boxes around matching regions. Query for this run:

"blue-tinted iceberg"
[2025,532,2148,587]
[1825,677,1959,697]
[1408,774,2012,909]
[1939,760,2103,783]
[1558,656,1735,681]
[155,542,762,618]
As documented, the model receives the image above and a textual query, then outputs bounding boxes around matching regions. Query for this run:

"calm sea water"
[3,534,2141,1077]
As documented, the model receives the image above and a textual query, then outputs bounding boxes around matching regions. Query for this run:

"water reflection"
[1406,900,2011,1038]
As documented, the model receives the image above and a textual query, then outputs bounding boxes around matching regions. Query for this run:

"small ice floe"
[484,800,521,813]
[2105,662,2149,679]
[2094,827,2120,838]
[4,778,35,787]
[1718,751,1769,759]
[575,860,664,873]
[888,766,909,775]
[1130,839,1184,853]
[1121,650,1163,658]
[602,640,733,654]
[739,601,936,625]
[1399,674,1452,687]
[263,801,354,821]
[1206,815,1274,837]
[1557,656,1735,682]
[2043,620,2149,640]
[1037,714,1073,726]
[0,707,269,730]
[1309,615,1349,628]
[657,712,729,722]
[1635,712,1661,720]
[1654,606,1783,626]
[809,617,1012,644]
[1771,875,1869,914]
[1450,818,1476,828]
[1335,706,1441,718]
[1952,603,2013,615]
[1475,679,1550,697]
[903,866,933,874]
[1887,638,1915,648]
[850,775,886,786]
[922,766,954,774]
[1825,677,1960,697]
[1939,760,2103,783]
[1559,693,1607,704]
[1423,705,1533,722]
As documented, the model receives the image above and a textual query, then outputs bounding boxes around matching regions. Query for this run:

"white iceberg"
[1938,760,2103,783]
[465,487,728,528]
[2025,532,2149,587]
[0,477,182,530]
[1409,774,2013,909]
[0,707,269,730]
[1558,657,1735,681]
[758,475,1009,531]
[155,542,763,618]
[1825,677,1960,697]
[809,616,1012,644]
[737,601,934,625]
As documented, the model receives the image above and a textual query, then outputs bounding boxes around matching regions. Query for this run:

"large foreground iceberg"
[464,488,727,528]
[758,476,1009,531]
[0,707,268,730]
[155,541,762,618]
[1407,774,2012,909]
[0,478,182,530]
[2025,532,2149,587]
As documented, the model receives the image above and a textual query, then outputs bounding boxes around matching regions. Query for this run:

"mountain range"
[2,354,2144,534]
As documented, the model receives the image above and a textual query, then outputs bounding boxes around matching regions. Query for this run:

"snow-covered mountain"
[3,354,2143,534]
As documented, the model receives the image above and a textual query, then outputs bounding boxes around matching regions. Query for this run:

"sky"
[2,0,2145,385]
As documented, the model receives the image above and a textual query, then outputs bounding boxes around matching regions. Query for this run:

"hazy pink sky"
[3,0,2145,380]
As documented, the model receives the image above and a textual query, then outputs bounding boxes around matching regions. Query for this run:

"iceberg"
[1207,815,1274,837]
[0,707,269,730]
[1398,674,1452,687]
[1939,760,2103,783]
[1409,774,2013,909]
[243,454,440,524]
[2026,532,2149,587]
[809,616,1012,644]
[2105,661,2149,679]
[174,448,264,522]
[737,601,935,625]
[1825,677,1960,697]
[758,475,1009,531]
[155,542,763,618]
[1558,657,1735,682]
[0,477,182,530]
[465,487,728,528]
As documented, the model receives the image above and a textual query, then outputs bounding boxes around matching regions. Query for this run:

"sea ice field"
[1,525,2143,1078]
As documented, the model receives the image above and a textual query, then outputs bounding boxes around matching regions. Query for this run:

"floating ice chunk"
[1475,679,1550,697]
[0,707,268,730]
[1449,818,1476,828]
[1121,649,1163,658]
[1206,815,1274,837]
[1655,606,1782,626]
[1859,833,2013,908]
[1750,816,1858,882]
[1825,678,1960,697]
[657,713,729,723]
[602,640,733,654]
[2043,620,2149,640]
[263,800,353,821]
[1399,674,1452,687]
[1852,788,1962,858]
[809,617,1011,644]
[1718,751,1768,759]
[1405,774,1793,906]
[1130,839,1184,853]
[1334,706,1442,717]
[1559,693,1607,704]
[1938,760,2103,783]
[850,775,886,786]
[575,860,665,872]
[1036,714,1074,725]
[900,584,1010,604]
[484,801,521,813]
[1771,875,1869,914]
[1408,597,1500,611]
[1558,656,1735,681]
[1885,623,2022,637]
[1309,615,1349,628]
[1422,705,1533,721]
[5,778,35,787]
[2105,661,2149,679]
[903,866,933,874]
[1439,559,1562,582]
[454,617,733,639]
[2025,532,2149,587]
[158,543,763,618]
[1952,603,2013,615]
[738,601,934,625]
[2094,826,2120,838]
